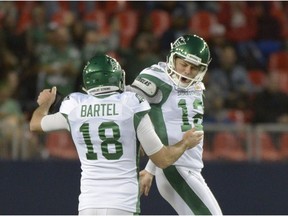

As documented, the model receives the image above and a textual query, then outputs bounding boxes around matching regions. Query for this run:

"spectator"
[159,4,189,55]
[252,72,288,124]
[208,43,254,110]
[81,26,112,63]
[218,2,257,42]
[203,73,232,124]
[253,2,284,68]
[0,70,39,159]
[120,32,161,85]
[26,3,49,56]
[253,2,283,41]
[35,25,81,96]
[0,2,30,65]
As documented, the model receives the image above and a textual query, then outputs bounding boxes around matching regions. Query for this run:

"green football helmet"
[82,54,125,95]
[167,34,211,88]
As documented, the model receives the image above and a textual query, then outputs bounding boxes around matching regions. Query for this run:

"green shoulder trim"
[139,74,172,105]
[138,74,172,145]
[61,113,72,131]
[133,110,149,130]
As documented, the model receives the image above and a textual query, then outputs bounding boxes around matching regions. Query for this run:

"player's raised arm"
[30,87,57,131]
[30,86,69,132]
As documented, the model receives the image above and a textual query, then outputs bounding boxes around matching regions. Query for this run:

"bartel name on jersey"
[80,103,119,117]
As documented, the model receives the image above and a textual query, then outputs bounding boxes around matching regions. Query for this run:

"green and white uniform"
[59,91,150,214]
[131,62,222,215]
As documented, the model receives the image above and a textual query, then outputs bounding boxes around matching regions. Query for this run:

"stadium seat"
[104,1,130,16]
[270,3,288,38]
[17,6,32,33]
[256,132,281,161]
[189,10,218,41]
[268,70,288,94]
[45,131,78,160]
[50,8,75,27]
[279,133,288,160]
[255,40,283,62]
[227,109,245,123]
[212,132,247,161]
[202,140,216,161]
[115,9,139,48]
[277,71,288,94]
[217,2,257,42]
[150,10,171,38]
[83,9,108,32]
[248,70,266,86]
[268,51,288,71]
[248,69,266,90]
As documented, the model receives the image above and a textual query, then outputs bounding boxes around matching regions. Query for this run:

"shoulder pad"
[131,76,158,97]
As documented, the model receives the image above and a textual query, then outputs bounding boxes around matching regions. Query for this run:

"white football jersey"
[59,91,150,213]
[132,62,205,170]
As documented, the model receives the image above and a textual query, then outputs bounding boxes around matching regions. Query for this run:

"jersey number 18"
[80,122,123,160]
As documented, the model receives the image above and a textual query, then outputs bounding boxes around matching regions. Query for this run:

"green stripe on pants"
[163,165,212,215]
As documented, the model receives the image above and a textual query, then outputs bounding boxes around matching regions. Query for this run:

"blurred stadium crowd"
[0,1,288,161]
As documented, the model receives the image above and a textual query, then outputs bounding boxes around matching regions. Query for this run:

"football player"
[29,54,203,215]
[128,34,223,215]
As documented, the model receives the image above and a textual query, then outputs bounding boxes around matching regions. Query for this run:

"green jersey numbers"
[80,121,123,160]
[80,123,97,160]
[178,98,203,132]
[178,99,192,132]
[99,122,123,160]
[193,98,204,131]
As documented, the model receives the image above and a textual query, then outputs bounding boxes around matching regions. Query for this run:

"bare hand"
[183,128,204,149]
[139,169,154,196]
[37,86,57,107]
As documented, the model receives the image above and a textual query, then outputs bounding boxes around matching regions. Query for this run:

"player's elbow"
[29,122,37,131]
[157,161,169,169]
[149,146,176,169]
[149,155,170,169]
[152,160,169,169]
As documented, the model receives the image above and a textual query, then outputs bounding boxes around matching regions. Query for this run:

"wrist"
[181,139,189,150]
[38,103,52,115]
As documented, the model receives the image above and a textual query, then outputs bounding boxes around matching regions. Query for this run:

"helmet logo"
[109,57,121,72]
[173,36,186,48]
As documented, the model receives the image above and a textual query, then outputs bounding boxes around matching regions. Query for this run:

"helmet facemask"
[166,35,211,89]
[167,53,208,89]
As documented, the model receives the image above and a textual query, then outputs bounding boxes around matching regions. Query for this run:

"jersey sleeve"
[136,114,163,156]
[41,112,70,131]
[122,92,151,130]
[130,67,163,104]
[133,93,151,114]
[59,93,80,115]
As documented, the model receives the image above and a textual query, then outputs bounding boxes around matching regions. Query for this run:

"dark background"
[1,160,288,215]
